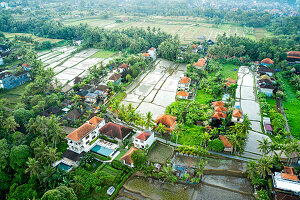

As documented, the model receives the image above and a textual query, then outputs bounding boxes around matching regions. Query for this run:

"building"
[286,51,300,63]
[119,63,129,73]
[133,131,156,149]
[211,112,227,120]
[0,2,8,8]
[81,85,94,93]
[176,91,189,99]
[214,106,227,113]
[148,47,157,61]
[108,73,122,84]
[0,69,31,89]
[261,58,274,66]
[193,58,207,70]
[155,114,177,133]
[178,76,191,91]
[225,77,236,87]
[272,166,300,197]
[64,109,81,122]
[232,109,243,123]
[258,84,274,97]
[257,66,276,76]
[212,101,225,107]
[142,52,151,60]
[99,122,132,141]
[219,135,233,153]
[121,147,138,167]
[85,93,98,104]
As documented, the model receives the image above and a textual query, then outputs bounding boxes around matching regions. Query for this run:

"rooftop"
[273,172,300,193]
[88,116,104,126]
[66,123,96,141]
[156,114,177,127]
[179,76,191,84]
[136,132,151,141]
[261,58,274,65]
[214,106,227,112]
[211,112,227,120]
[109,73,122,81]
[193,58,206,67]
[219,135,233,148]
[99,122,132,140]
[121,146,138,164]
[212,101,225,107]
[233,109,242,118]
[177,91,189,97]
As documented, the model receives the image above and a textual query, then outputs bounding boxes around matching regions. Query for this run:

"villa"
[84,93,98,104]
[257,66,276,76]
[219,135,233,153]
[178,76,191,91]
[193,58,207,70]
[155,114,177,133]
[108,73,122,84]
[212,101,225,107]
[133,131,156,149]
[176,91,189,99]
[99,122,132,141]
[121,146,138,167]
[261,58,274,66]
[119,63,129,73]
[148,47,157,61]
[232,109,243,123]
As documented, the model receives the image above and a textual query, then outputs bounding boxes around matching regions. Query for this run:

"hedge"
[109,172,133,200]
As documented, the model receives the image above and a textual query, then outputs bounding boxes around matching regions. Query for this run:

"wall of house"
[178,83,190,91]
[259,88,273,97]
[67,130,98,154]
[134,134,156,149]
[0,73,30,89]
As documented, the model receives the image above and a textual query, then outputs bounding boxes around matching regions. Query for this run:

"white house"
[178,76,191,91]
[85,93,98,104]
[176,91,189,100]
[232,109,243,123]
[258,84,274,97]
[148,47,157,61]
[272,167,300,196]
[133,131,156,149]
[65,117,105,154]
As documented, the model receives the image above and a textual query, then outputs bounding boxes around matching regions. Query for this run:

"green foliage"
[131,149,147,169]
[207,139,224,152]
[13,108,33,125]
[41,186,77,200]
[9,145,31,173]
[8,183,38,200]
[0,139,9,169]
[256,188,270,200]
[158,37,180,61]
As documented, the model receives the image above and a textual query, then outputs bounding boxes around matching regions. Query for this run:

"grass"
[0,82,29,108]
[91,49,118,59]
[281,79,300,139]
[115,149,127,161]
[172,124,206,146]
[222,64,239,80]
[115,92,127,102]
[195,90,214,104]
[147,142,173,164]
[4,32,63,44]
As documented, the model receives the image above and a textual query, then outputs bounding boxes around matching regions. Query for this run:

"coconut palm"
[25,157,40,178]
[245,160,258,180]
[4,116,19,133]
[145,112,154,130]
[155,123,166,138]
[257,156,273,178]
[258,138,272,155]
[173,122,183,145]
[227,134,240,154]
[284,140,299,166]
[201,132,211,148]
[159,165,177,184]
[44,147,62,165]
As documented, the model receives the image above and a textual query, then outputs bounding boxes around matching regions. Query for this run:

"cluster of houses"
[142,47,157,61]
[256,58,276,97]
[176,76,191,99]
[0,63,31,89]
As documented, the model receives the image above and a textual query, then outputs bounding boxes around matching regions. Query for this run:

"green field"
[62,16,269,43]
[148,142,173,164]
[0,83,29,108]
[195,90,214,104]
[91,49,118,58]
[221,64,239,80]
[4,32,63,44]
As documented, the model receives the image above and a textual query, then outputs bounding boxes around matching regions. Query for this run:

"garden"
[147,142,174,164]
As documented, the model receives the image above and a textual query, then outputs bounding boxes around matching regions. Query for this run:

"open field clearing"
[4,32,63,43]
[62,16,268,43]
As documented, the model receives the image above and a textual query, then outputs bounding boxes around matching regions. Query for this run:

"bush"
[208,139,224,152]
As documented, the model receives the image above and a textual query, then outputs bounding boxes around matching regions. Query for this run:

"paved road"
[236,66,272,159]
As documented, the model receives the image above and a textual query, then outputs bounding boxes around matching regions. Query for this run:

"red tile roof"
[121,147,138,164]
[99,122,132,140]
[233,109,242,118]
[214,106,227,112]
[156,114,177,127]
[191,45,197,49]
[119,63,129,69]
[149,47,156,51]
[22,63,30,67]
[212,112,227,120]
[193,58,206,67]
[284,166,296,175]
[261,58,274,64]
[88,116,104,126]
[177,91,189,97]
[226,78,236,84]
[66,123,96,141]
[281,173,299,181]
[136,132,151,141]
[179,77,191,84]
[219,135,233,148]
[212,101,225,107]
[287,51,300,57]
[143,53,150,57]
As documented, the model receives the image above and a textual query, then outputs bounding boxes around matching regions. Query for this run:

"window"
[86,141,90,145]
[92,135,95,140]
[85,135,89,140]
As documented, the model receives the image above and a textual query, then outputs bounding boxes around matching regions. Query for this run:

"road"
[236,66,272,159]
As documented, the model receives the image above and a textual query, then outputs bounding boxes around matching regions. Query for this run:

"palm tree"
[145,112,154,130]
[245,160,258,180]
[197,159,207,180]
[284,140,299,166]
[4,116,19,133]
[257,156,273,178]
[258,138,272,155]
[159,165,177,184]
[72,94,81,107]
[44,147,62,165]
[25,157,40,178]
[173,122,183,145]
[155,123,166,138]
[227,134,240,154]
[40,165,56,189]
[48,115,64,148]
[111,100,120,114]
[202,132,211,148]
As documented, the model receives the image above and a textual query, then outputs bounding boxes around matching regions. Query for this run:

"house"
[214,106,227,113]
[155,114,177,133]
[178,76,191,91]
[81,85,94,93]
[193,58,207,70]
[99,122,132,141]
[286,51,300,63]
[191,45,197,53]
[272,166,300,197]
[119,63,129,73]
[62,150,86,166]
[257,66,276,76]
[148,47,157,61]
[40,106,61,117]
[108,73,122,84]
[88,116,105,131]
[73,40,82,46]
[258,84,274,97]
[261,58,274,66]
[219,135,233,153]
[85,93,98,104]
[121,146,138,167]
[176,91,189,99]
[211,112,227,120]
[142,53,151,60]
[0,70,31,89]
[225,77,236,87]
[232,109,243,123]
[95,84,109,93]
[65,123,98,154]
[133,131,156,149]
[64,109,81,122]
[90,78,101,86]
[212,101,225,107]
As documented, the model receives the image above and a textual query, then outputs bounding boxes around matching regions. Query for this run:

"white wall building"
[148,47,157,61]
[133,131,156,149]
[178,76,191,91]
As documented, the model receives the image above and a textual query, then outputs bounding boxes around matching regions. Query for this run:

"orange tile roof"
[121,147,138,164]
[149,47,156,51]
[177,91,189,97]
[179,76,191,84]
[219,135,233,148]
[22,63,30,67]
[287,51,300,57]
[212,112,227,120]
[143,53,150,57]
[119,63,129,69]
[66,123,96,141]
[156,114,177,127]
[261,58,274,64]
[226,78,236,84]
[225,82,233,86]
[88,116,104,126]
[191,45,197,49]
[281,173,299,181]
[193,58,206,67]
[212,101,225,107]
[136,132,151,141]
[214,106,227,112]
[233,109,242,118]
[284,166,296,175]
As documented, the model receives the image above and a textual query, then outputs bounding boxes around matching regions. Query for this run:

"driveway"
[236,66,272,158]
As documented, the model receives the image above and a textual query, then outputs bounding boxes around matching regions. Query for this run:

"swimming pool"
[58,163,72,171]
[91,145,114,157]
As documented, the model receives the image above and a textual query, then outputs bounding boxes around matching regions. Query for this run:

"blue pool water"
[58,163,72,171]
[91,145,114,157]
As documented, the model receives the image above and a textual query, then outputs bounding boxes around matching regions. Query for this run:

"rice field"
[4,32,63,44]
[62,15,268,43]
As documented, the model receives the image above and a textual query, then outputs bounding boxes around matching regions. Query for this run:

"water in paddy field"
[116,157,255,200]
